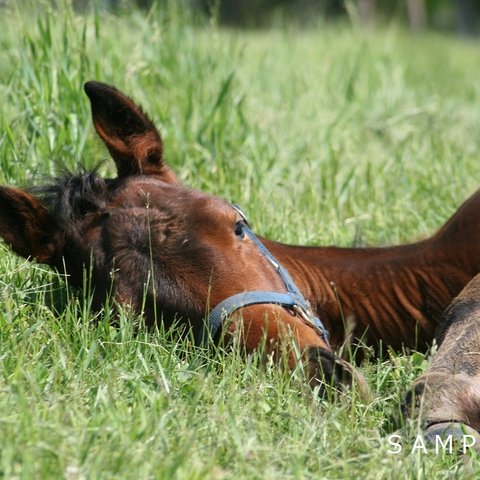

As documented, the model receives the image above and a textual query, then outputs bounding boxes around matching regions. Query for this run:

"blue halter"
[198,205,330,346]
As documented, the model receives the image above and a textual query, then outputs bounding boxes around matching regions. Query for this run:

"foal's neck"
[265,234,475,354]
[264,190,480,354]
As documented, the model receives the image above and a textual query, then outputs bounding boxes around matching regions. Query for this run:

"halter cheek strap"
[198,205,330,346]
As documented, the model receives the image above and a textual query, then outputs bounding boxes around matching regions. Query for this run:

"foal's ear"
[0,187,60,263]
[84,81,178,183]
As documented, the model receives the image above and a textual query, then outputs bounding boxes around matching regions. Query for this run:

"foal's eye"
[234,222,245,239]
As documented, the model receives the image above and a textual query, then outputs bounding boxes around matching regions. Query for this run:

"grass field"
[1,1,480,478]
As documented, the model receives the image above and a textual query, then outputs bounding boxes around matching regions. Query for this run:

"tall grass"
[1,1,480,478]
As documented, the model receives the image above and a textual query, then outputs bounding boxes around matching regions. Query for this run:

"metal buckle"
[293,304,313,324]
[293,304,327,339]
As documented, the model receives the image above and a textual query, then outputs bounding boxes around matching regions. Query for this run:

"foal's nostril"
[307,347,350,393]
[306,347,370,399]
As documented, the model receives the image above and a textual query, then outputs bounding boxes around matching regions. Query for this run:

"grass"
[1,1,480,478]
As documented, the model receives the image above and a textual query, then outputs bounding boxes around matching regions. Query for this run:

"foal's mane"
[32,167,109,224]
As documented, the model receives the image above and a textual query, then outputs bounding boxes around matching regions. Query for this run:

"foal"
[1,81,480,393]
[0,82,361,393]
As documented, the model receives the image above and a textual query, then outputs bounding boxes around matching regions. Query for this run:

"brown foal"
[1,82,480,402]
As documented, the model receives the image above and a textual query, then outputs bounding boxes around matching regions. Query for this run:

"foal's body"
[266,190,480,352]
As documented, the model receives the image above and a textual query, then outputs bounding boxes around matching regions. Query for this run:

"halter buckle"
[292,304,329,341]
[293,303,315,325]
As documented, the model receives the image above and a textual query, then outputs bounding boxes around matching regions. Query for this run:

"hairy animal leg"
[402,274,480,450]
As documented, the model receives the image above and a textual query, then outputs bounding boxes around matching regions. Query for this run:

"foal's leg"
[403,274,480,446]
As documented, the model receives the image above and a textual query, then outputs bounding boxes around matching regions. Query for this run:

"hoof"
[424,422,480,453]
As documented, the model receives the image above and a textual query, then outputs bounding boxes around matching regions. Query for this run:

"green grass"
[1,1,480,478]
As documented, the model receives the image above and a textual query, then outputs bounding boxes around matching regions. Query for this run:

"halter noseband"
[198,204,330,346]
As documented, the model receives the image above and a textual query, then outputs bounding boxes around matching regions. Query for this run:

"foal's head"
[0,82,363,393]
